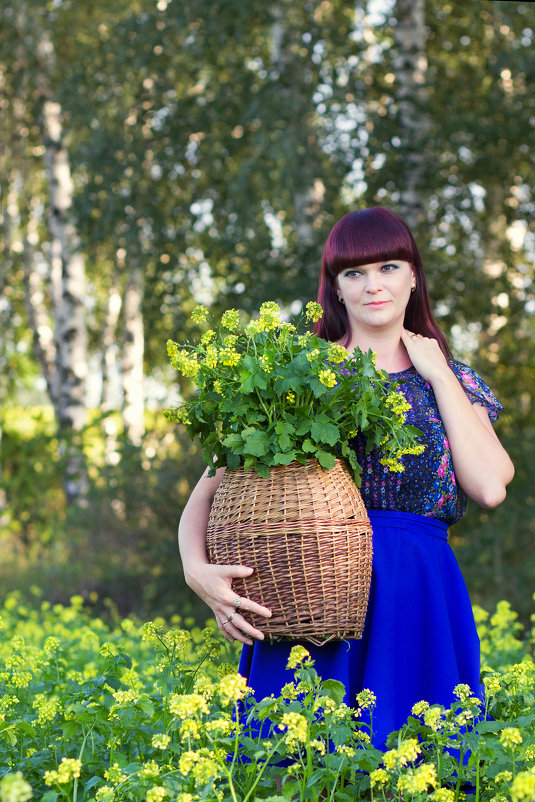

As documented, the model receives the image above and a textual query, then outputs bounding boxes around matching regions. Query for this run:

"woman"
[178,207,514,748]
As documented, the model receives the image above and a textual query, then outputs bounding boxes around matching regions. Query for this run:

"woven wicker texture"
[206,459,373,645]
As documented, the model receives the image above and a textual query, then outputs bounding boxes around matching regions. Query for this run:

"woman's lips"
[365,300,390,308]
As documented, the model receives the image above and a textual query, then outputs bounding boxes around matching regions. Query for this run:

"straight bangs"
[324,208,420,277]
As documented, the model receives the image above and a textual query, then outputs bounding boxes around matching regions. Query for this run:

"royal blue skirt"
[238,510,482,749]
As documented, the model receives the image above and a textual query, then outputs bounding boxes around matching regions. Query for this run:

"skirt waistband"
[367,509,449,541]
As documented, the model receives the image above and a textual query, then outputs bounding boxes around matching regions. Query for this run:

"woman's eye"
[381,263,399,272]
[343,269,361,278]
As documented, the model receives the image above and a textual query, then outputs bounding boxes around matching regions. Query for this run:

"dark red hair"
[314,207,451,357]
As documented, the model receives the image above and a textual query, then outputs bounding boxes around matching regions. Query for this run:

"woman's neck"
[345,329,412,373]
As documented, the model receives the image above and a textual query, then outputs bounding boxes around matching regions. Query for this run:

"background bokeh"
[1,0,534,623]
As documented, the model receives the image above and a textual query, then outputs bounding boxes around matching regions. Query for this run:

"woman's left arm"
[402,329,515,508]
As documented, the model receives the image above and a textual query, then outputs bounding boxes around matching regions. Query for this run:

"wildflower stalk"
[454,745,465,801]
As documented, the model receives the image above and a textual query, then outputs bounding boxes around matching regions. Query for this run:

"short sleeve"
[449,360,503,422]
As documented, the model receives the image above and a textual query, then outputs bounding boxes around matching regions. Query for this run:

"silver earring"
[338,296,345,304]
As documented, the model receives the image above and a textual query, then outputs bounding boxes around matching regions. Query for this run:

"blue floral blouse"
[349,361,503,524]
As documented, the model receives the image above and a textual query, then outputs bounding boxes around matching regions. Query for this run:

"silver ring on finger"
[228,613,234,622]
[221,619,229,626]
[233,597,241,609]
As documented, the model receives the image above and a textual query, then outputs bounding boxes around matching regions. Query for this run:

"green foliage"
[0,408,205,621]
[1,593,535,800]
[165,301,424,482]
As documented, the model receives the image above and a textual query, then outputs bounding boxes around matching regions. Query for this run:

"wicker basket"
[206,459,373,645]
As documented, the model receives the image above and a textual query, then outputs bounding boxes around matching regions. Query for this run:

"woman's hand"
[401,328,450,383]
[185,560,272,646]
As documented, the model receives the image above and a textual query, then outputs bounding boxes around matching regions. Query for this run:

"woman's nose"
[365,272,382,292]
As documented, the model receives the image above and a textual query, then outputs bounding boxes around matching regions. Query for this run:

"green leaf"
[222,433,244,451]
[275,421,295,450]
[310,418,340,446]
[254,463,270,478]
[272,451,296,465]
[320,678,347,704]
[84,776,104,792]
[242,429,270,457]
[316,451,336,470]
[302,438,317,453]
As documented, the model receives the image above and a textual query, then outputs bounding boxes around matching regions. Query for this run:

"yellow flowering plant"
[165,300,424,483]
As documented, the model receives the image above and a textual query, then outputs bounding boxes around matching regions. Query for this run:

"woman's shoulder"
[448,359,504,422]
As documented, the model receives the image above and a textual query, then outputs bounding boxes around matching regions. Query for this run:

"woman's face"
[335,259,415,333]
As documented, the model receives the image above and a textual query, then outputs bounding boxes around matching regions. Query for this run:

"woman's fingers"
[187,561,272,642]
[221,565,273,619]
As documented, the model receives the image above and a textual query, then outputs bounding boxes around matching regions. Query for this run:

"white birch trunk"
[392,0,430,229]
[121,264,145,446]
[269,4,324,257]
[43,99,88,434]
[101,278,122,464]
[42,98,88,500]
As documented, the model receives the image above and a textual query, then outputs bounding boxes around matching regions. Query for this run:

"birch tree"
[1,3,89,501]
[391,0,430,229]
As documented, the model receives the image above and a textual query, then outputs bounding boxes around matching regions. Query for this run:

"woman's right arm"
[179,467,271,645]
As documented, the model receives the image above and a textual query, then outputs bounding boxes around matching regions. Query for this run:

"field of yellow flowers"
[1,591,535,802]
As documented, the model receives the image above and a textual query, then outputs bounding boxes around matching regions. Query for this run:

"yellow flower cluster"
[411,699,430,717]
[33,693,61,725]
[219,347,241,367]
[44,758,82,786]
[385,389,412,424]
[139,760,160,779]
[167,341,199,378]
[259,301,282,329]
[281,682,298,700]
[200,329,215,345]
[181,719,201,739]
[205,716,234,735]
[286,645,312,670]
[484,673,502,695]
[43,636,62,655]
[104,763,127,785]
[383,738,421,770]
[278,711,308,746]
[370,768,389,788]
[431,787,456,802]
[500,726,523,748]
[511,768,535,801]
[217,673,251,705]
[169,692,210,719]
[151,733,171,750]
[397,763,438,794]
[203,345,218,369]
[423,706,445,732]
[191,305,209,323]
[453,683,472,702]
[0,772,33,802]
[379,456,405,473]
[178,749,220,786]
[305,301,323,323]
[356,689,376,710]
[221,309,240,331]
[146,787,167,802]
[318,369,337,388]
[327,343,348,363]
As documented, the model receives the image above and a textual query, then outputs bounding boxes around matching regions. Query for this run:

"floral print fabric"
[349,360,503,524]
